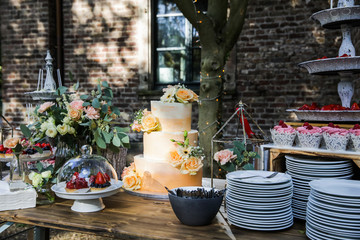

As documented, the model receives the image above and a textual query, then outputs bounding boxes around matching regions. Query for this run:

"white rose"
[41,170,52,179]
[47,117,56,125]
[68,127,75,135]
[56,124,69,135]
[63,116,71,124]
[28,171,37,181]
[32,173,43,187]
[40,122,48,132]
[45,125,58,138]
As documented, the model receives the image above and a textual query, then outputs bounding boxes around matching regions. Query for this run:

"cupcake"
[349,124,360,152]
[321,123,349,151]
[296,122,322,149]
[270,120,296,147]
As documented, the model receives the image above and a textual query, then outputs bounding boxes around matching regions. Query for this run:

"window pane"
[157,1,180,14]
[157,17,186,48]
[157,50,188,83]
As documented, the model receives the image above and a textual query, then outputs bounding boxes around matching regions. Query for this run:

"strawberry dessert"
[349,124,360,152]
[0,145,13,159]
[65,172,89,193]
[296,122,322,149]
[270,120,296,147]
[22,142,53,159]
[89,172,111,192]
[321,123,349,151]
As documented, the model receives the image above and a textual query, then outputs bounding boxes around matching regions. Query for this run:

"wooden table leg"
[34,227,49,240]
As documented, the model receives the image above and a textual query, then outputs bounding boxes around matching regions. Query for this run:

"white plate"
[306,215,360,237]
[307,209,360,229]
[52,180,123,200]
[227,206,293,219]
[227,185,293,197]
[286,160,352,170]
[228,215,293,230]
[226,203,292,215]
[288,171,353,180]
[227,191,292,203]
[307,202,360,220]
[227,180,293,191]
[226,196,292,209]
[227,213,293,225]
[285,155,351,165]
[286,164,353,174]
[306,224,347,240]
[311,191,360,206]
[309,194,360,211]
[310,179,360,198]
[226,170,292,185]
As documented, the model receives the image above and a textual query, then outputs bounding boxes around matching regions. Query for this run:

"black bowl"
[168,187,224,226]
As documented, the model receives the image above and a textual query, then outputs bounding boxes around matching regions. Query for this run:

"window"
[153,0,201,89]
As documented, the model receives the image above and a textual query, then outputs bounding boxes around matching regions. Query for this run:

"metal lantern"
[210,101,270,187]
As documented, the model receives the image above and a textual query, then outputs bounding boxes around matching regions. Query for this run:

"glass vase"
[9,153,28,191]
[54,141,81,173]
[36,182,55,205]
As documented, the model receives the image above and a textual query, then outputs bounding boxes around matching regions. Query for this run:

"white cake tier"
[134,154,203,193]
[151,101,192,132]
[143,130,198,161]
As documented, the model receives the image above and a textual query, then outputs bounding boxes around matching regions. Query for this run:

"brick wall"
[1,0,359,141]
[0,0,54,127]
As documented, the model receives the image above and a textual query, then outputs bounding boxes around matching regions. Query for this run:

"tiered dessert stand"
[289,0,360,121]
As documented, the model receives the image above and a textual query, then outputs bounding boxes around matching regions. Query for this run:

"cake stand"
[298,2,360,111]
[51,180,123,212]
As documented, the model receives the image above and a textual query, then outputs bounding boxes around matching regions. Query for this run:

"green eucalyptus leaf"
[20,124,32,139]
[112,107,120,116]
[114,127,130,133]
[102,130,113,144]
[68,71,74,82]
[121,135,129,144]
[108,143,120,153]
[112,134,121,147]
[80,122,91,126]
[92,98,101,108]
[95,134,106,149]
[220,162,236,172]
[102,81,109,88]
[13,143,23,153]
[34,146,43,154]
[56,86,68,96]
[243,163,254,170]
[36,162,44,172]
[83,102,90,107]
[101,104,108,113]
[80,95,89,100]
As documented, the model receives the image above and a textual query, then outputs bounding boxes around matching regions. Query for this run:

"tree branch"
[207,0,228,31]
[173,0,198,27]
[223,0,248,53]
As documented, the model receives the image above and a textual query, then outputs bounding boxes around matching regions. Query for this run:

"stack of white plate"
[285,155,353,219]
[226,170,293,231]
[306,179,360,240]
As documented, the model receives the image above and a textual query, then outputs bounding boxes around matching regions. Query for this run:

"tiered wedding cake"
[122,85,203,194]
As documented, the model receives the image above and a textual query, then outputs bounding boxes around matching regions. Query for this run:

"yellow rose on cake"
[122,171,142,191]
[141,113,160,133]
[168,150,184,168]
[180,156,203,175]
[175,88,194,103]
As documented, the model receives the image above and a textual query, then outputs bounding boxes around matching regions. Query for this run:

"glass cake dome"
[57,145,118,185]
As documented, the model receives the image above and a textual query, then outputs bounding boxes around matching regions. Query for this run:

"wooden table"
[0,190,308,240]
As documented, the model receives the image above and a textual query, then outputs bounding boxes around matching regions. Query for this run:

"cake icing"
[124,85,202,194]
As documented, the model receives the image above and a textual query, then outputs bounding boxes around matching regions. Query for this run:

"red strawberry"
[351,103,360,110]
[306,125,313,130]
[66,181,75,189]
[41,143,47,148]
[0,145,4,152]
[281,123,288,128]
[35,143,41,147]
[328,123,335,127]
[303,122,309,127]
[279,120,284,126]
[353,124,360,129]
[5,149,12,154]
[104,173,110,182]
[95,172,106,185]
[89,175,95,184]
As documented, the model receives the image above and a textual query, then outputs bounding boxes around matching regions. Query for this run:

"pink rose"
[84,106,100,120]
[131,120,142,132]
[38,102,55,113]
[214,149,237,165]
[121,162,136,180]
[70,100,84,110]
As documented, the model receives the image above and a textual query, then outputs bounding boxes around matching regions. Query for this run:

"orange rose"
[175,89,193,103]
[180,156,203,175]
[168,150,184,168]
[68,108,82,121]
[4,138,20,149]
[141,114,160,132]
[189,89,199,102]
[122,172,142,191]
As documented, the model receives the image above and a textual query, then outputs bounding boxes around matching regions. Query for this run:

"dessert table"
[261,143,360,172]
[0,189,308,240]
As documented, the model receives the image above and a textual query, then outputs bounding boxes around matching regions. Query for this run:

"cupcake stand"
[261,0,360,222]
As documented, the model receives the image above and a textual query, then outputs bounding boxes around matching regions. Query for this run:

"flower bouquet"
[27,162,55,204]
[21,80,130,171]
[213,141,258,176]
